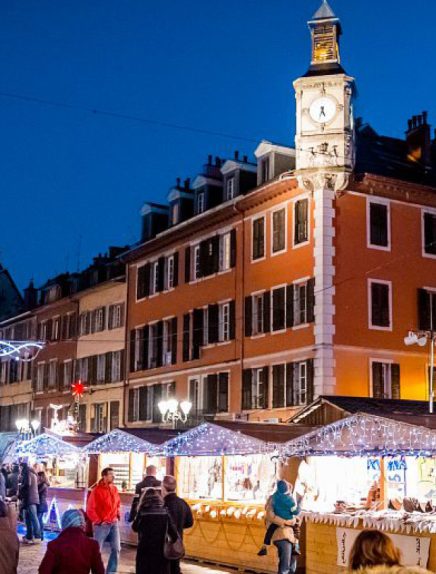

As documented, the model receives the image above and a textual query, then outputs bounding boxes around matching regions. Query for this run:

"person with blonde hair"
[348,530,432,573]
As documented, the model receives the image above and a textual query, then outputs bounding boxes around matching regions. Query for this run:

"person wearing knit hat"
[38,509,104,574]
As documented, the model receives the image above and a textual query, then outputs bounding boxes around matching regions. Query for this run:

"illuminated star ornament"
[71,380,86,397]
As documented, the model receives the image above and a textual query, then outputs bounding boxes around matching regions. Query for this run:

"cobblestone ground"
[17,532,230,574]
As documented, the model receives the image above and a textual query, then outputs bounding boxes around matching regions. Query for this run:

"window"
[252,294,264,335]
[219,232,232,272]
[294,283,308,326]
[272,364,286,408]
[109,304,123,329]
[52,317,60,341]
[79,357,88,382]
[226,177,235,201]
[372,362,400,399]
[272,287,286,331]
[192,245,201,281]
[203,373,229,414]
[109,401,120,430]
[203,308,209,346]
[368,201,389,248]
[294,362,307,406]
[197,192,205,214]
[111,351,122,382]
[260,157,270,184]
[150,261,159,295]
[166,255,175,290]
[423,211,436,256]
[418,289,436,331]
[94,308,105,332]
[137,264,149,299]
[48,361,57,389]
[97,355,106,383]
[369,280,391,329]
[219,303,230,342]
[294,198,309,245]
[80,313,90,336]
[252,368,266,409]
[252,217,265,260]
[36,363,44,392]
[63,361,72,390]
[272,208,286,253]
[162,319,176,366]
[189,378,202,414]
[149,323,159,368]
[93,403,106,433]
[40,321,48,340]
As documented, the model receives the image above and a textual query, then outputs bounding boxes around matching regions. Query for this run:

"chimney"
[234,150,239,161]
[184,178,190,190]
[405,111,431,168]
[24,280,37,309]
[243,155,248,163]
[176,177,181,188]
[208,154,212,165]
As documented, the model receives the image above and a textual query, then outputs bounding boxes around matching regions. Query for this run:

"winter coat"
[19,467,39,508]
[0,473,5,500]
[164,493,193,539]
[0,501,19,574]
[6,472,19,497]
[128,476,162,522]
[37,479,49,514]
[38,527,104,574]
[349,566,432,574]
[271,482,298,521]
[265,495,297,544]
[132,495,178,574]
[86,480,120,525]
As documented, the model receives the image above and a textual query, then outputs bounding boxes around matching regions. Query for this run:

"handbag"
[163,514,185,561]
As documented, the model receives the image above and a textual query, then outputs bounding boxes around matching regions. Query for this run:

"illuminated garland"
[82,428,155,454]
[158,422,271,457]
[281,413,436,458]
[14,433,80,457]
[43,497,62,531]
[0,340,44,361]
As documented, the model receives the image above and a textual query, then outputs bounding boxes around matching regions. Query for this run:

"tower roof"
[311,0,336,21]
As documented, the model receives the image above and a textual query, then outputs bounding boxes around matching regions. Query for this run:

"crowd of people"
[0,464,434,574]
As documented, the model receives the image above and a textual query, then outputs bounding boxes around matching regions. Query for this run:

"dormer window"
[260,157,270,184]
[226,177,235,201]
[197,192,205,214]
[172,203,179,225]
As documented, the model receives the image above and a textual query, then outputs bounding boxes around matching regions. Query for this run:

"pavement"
[16,526,231,574]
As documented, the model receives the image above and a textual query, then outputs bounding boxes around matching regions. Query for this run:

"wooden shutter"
[129,330,136,372]
[307,278,315,323]
[391,364,400,399]
[218,372,229,412]
[205,374,218,414]
[230,229,237,268]
[306,359,314,404]
[139,386,148,421]
[263,291,271,333]
[128,389,135,422]
[152,385,163,423]
[105,352,112,383]
[184,247,191,283]
[229,300,236,340]
[295,198,308,244]
[136,265,146,299]
[272,364,285,408]
[418,289,431,331]
[199,240,208,277]
[108,305,114,330]
[156,321,164,367]
[272,288,285,331]
[286,284,294,328]
[262,366,269,409]
[157,257,165,292]
[286,362,294,406]
[245,296,252,337]
[192,309,203,360]
[171,317,178,364]
[208,304,219,344]
[119,350,125,383]
[372,362,384,399]
[173,252,179,287]
[242,369,252,410]
[212,235,220,274]
[142,326,149,370]
[46,319,52,341]
[182,314,190,362]
[424,213,436,255]
[119,303,125,328]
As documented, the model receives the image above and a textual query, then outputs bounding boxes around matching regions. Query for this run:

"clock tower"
[294,0,355,187]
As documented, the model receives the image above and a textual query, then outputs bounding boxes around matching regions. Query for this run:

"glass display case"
[178,456,223,499]
[225,454,277,502]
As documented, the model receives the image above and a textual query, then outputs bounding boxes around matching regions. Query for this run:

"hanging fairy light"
[82,428,155,454]
[0,340,45,361]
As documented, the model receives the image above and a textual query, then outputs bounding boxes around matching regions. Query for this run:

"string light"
[0,340,44,361]
[14,433,80,457]
[82,428,155,454]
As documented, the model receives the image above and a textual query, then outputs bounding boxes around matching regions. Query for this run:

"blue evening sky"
[1,0,435,290]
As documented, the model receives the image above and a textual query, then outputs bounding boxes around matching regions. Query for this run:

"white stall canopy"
[14,433,80,458]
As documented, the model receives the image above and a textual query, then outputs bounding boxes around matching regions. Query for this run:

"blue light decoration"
[157,422,272,457]
[14,433,80,457]
[43,497,62,531]
[82,428,155,454]
[281,413,436,458]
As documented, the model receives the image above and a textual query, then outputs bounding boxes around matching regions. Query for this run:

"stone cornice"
[352,173,436,207]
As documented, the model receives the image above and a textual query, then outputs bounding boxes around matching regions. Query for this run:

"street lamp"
[404,330,436,414]
[158,399,192,427]
[15,418,40,440]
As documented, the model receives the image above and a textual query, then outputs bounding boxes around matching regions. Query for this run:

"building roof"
[212,420,317,444]
[311,0,336,21]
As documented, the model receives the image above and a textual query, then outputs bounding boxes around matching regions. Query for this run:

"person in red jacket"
[86,467,121,574]
[38,509,104,574]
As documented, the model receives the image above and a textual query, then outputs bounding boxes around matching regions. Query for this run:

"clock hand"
[319,105,326,119]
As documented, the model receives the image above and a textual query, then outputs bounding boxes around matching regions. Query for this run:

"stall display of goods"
[225,454,277,502]
[178,456,223,499]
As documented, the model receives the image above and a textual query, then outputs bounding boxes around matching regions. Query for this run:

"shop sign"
[336,527,430,568]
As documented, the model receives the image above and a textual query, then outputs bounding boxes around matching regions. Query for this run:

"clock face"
[309,96,337,124]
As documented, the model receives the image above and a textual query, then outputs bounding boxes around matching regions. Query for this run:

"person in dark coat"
[132,488,178,574]
[0,499,19,574]
[39,509,104,574]
[128,465,162,522]
[18,462,41,543]
[0,468,6,500]
[36,471,49,541]
[7,465,19,498]
[162,475,193,574]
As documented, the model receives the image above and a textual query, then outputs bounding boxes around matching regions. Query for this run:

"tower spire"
[306,0,344,76]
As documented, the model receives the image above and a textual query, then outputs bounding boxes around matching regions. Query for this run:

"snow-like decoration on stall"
[158,422,271,457]
[0,432,18,463]
[82,428,155,454]
[14,433,80,457]
[281,413,436,458]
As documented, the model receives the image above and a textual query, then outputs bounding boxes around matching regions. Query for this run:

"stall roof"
[157,422,272,457]
[0,432,18,463]
[82,428,159,454]
[212,420,317,443]
[281,412,436,457]
[46,430,100,448]
[14,433,80,457]
[122,427,179,444]
[289,396,436,429]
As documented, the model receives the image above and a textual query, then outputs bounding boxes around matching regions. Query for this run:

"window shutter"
[199,240,208,277]
[391,363,400,399]
[245,296,253,337]
[230,229,237,268]
[128,389,135,422]
[208,304,219,344]
[183,314,190,362]
[90,356,98,385]
[424,213,436,255]
[306,359,314,404]
[262,366,269,409]
[242,369,252,410]
[205,374,218,414]
[272,288,285,331]
[372,362,384,399]
[142,326,149,370]
[157,257,165,292]
[46,319,53,341]
[307,278,315,323]
[192,309,203,360]
[212,236,220,274]
[156,321,164,367]
[136,265,146,299]
[272,365,285,408]
[152,385,163,423]
[218,372,229,412]
[263,291,271,333]
[229,300,236,340]
[119,303,125,328]
[108,306,114,330]
[173,252,179,287]
[105,352,112,383]
[119,350,125,383]
[286,362,294,406]
[171,317,178,364]
[184,247,191,283]
[418,289,431,331]
[286,284,294,328]
[139,386,148,421]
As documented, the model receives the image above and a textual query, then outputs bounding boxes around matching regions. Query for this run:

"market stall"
[281,412,436,574]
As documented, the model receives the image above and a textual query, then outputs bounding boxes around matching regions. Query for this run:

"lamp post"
[404,330,436,414]
[15,418,40,440]
[158,399,192,428]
